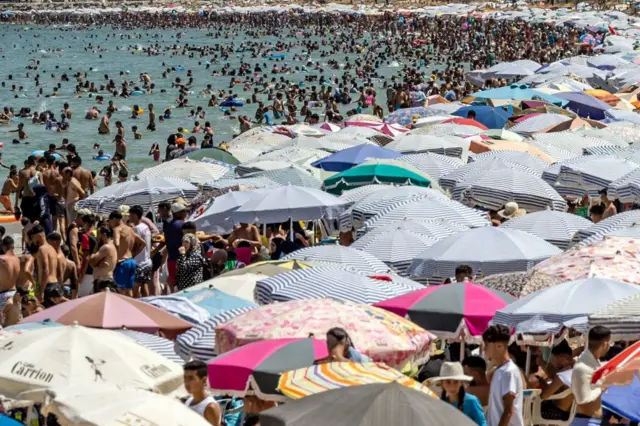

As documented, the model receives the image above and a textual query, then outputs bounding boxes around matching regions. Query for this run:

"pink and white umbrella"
[315,122,342,133]
[592,340,640,386]
[376,123,410,137]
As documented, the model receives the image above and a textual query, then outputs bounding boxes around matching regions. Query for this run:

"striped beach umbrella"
[386,134,469,158]
[452,169,566,212]
[397,153,462,180]
[374,282,514,340]
[557,155,639,194]
[579,226,640,248]
[277,363,435,400]
[573,210,640,245]
[338,184,393,206]
[408,227,561,283]
[283,246,389,274]
[508,113,572,135]
[137,158,232,185]
[609,168,640,203]
[254,268,422,305]
[351,219,468,275]
[243,165,322,189]
[468,150,549,171]
[440,158,541,191]
[175,307,254,362]
[116,329,183,364]
[500,210,592,249]
[207,338,328,401]
[590,294,640,348]
[592,341,640,387]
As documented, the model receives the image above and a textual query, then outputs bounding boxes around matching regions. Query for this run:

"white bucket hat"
[429,362,473,383]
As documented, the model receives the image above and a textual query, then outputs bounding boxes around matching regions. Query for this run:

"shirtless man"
[109,211,145,297]
[0,235,21,327]
[98,111,111,135]
[70,156,95,195]
[393,86,409,110]
[226,223,262,250]
[0,170,18,213]
[28,224,60,307]
[42,155,65,232]
[63,102,72,119]
[86,106,99,120]
[17,155,38,223]
[46,232,77,298]
[147,103,156,131]
[89,226,118,293]
[62,167,85,224]
[114,135,128,160]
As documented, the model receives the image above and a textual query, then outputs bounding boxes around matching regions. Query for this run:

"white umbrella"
[188,190,266,235]
[386,134,469,157]
[137,158,232,185]
[42,385,210,426]
[185,273,266,303]
[0,325,183,401]
[500,210,592,250]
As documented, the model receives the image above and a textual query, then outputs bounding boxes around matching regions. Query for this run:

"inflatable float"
[220,100,244,107]
[131,91,144,96]
[94,154,112,161]
[266,54,287,60]
[175,66,185,71]
[31,150,63,160]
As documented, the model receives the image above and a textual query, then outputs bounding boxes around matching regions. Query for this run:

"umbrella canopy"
[442,117,489,130]
[398,153,462,180]
[452,106,512,129]
[232,186,347,224]
[374,282,515,339]
[215,299,434,369]
[310,144,401,172]
[440,157,541,192]
[481,129,524,142]
[500,210,593,249]
[589,291,640,340]
[322,159,432,195]
[554,91,612,119]
[492,277,640,334]
[254,268,421,305]
[180,274,263,303]
[609,168,640,203]
[385,105,458,127]
[19,291,193,338]
[0,325,183,401]
[137,158,232,184]
[283,245,389,274]
[471,84,568,106]
[338,184,393,205]
[592,341,640,387]
[469,150,549,170]
[188,190,264,235]
[0,416,21,426]
[243,165,322,189]
[277,363,434,400]
[533,236,640,285]
[261,381,474,426]
[41,385,210,426]
[478,270,565,299]
[575,210,640,246]
[116,329,183,364]
[145,289,257,319]
[347,114,383,123]
[508,113,572,135]
[385,134,469,158]
[408,227,561,283]
[183,147,241,165]
[207,338,328,400]
[602,376,640,422]
[216,260,311,279]
[76,177,198,214]
[275,134,376,153]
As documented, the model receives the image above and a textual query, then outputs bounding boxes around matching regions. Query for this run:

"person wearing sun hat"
[430,362,487,426]
[497,202,527,223]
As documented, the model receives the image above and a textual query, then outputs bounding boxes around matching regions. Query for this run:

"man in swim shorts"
[109,211,144,297]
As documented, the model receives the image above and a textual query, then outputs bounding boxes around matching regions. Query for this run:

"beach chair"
[530,389,577,426]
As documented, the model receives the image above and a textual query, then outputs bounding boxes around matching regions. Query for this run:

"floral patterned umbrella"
[478,270,566,298]
[215,299,434,370]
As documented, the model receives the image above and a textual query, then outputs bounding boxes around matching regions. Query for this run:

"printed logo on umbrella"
[140,363,172,379]
[11,362,54,384]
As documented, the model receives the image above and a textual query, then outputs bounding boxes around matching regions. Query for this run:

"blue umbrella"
[451,106,512,129]
[603,376,640,423]
[0,416,22,426]
[553,92,612,120]
[174,287,257,317]
[310,144,401,172]
[4,319,61,331]
[471,84,568,107]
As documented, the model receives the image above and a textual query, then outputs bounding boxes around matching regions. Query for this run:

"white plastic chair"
[523,388,541,426]
[530,388,577,426]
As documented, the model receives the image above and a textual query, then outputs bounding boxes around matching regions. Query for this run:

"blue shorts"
[114,258,137,290]
[570,416,602,426]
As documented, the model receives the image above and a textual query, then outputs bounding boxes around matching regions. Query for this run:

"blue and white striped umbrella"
[139,296,211,325]
[116,329,183,364]
[283,245,389,274]
[137,158,232,185]
[574,210,640,246]
[583,145,627,156]
[398,153,463,180]
[558,155,639,194]
[533,133,618,157]
[386,134,469,158]
[408,227,561,284]
[541,156,596,198]
[530,140,580,163]
[509,114,571,135]
[452,169,566,212]
[589,293,640,339]
[500,210,592,250]
[351,219,469,275]
[338,184,393,206]
[467,151,549,173]
[175,307,256,362]
[243,165,322,189]
[440,158,541,191]
[254,267,422,305]
[609,168,640,203]
[360,196,490,235]
[492,277,640,335]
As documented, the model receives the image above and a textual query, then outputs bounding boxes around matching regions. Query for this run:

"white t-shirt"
[133,222,152,268]
[487,360,524,426]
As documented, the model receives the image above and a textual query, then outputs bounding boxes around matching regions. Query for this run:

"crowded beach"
[1,2,640,426]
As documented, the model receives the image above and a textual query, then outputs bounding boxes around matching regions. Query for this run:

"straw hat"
[497,202,527,220]
[429,362,473,383]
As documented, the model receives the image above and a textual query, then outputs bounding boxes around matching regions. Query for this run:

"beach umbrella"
[557,155,638,194]
[207,338,328,400]
[579,223,640,247]
[175,307,255,362]
[41,385,211,426]
[408,227,561,283]
[442,117,489,130]
[440,158,541,191]
[470,150,549,169]
[398,153,462,180]
[203,177,280,194]
[492,277,640,334]
[19,291,193,339]
[255,268,422,305]
[231,185,347,225]
[478,270,565,299]
[609,168,640,203]
[385,105,460,127]
[76,177,199,214]
[602,376,640,421]
[417,123,484,137]
[258,147,330,165]
[481,129,523,142]
[214,260,311,279]
[188,190,265,235]
[283,245,389,274]
[337,126,383,140]
[242,165,322,189]
[0,416,21,426]
[386,134,469,158]
[275,134,376,153]
[322,159,432,195]
[182,147,241,165]
[310,144,401,172]
[470,84,568,106]
[215,299,434,369]
[347,114,383,123]
[553,92,612,119]
[587,54,630,70]
[374,282,515,340]
[146,288,257,319]
[136,295,211,324]
[468,139,554,163]
[180,274,264,303]
[262,381,472,426]
[351,219,468,274]
[452,106,512,129]
[508,113,572,134]
[116,329,183,364]
[286,124,326,137]
[227,147,263,163]
[500,210,592,249]
[137,158,232,185]
[374,123,410,138]
[236,160,314,176]
[228,133,292,150]
[338,184,393,205]
[592,341,640,387]
[277,363,435,400]
[533,236,640,285]
[541,117,607,133]
[0,325,183,401]
[315,122,341,133]
[452,168,566,212]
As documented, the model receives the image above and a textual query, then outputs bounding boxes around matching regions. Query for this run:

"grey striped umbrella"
[116,329,183,364]
[589,293,640,339]
[574,210,640,246]
[137,158,233,184]
[203,176,280,192]
[500,210,592,249]
[360,196,490,235]
[583,145,627,156]
[440,158,541,191]
[283,245,389,274]
[338,184,393,205]
[397,153,462,180]
[452,169,566,212]
[508,114,571,134]
[175,307,255,362]
[408,227,562,284]
[609,168,640,203]
[351,219,468,275]
[541,157,595,199]
[533,133,624,156]
[386,134,469,158]
[530,140,579,162]
[243,165,322,189]
[558,155,639,194]
[254,267,422,305]
[273,134,376,153]
[468,151,549,173]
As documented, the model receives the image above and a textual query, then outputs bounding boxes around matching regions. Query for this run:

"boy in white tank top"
[183,360,222,426]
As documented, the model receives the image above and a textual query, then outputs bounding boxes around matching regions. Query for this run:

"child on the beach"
[132,126,142,140]
[149,143,161,162]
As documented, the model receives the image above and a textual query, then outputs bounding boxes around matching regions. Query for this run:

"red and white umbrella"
[376,123,410,137]
[592,341,640,386]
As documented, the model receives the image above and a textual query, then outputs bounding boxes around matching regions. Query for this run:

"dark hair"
[244,415,260,426]
[109,211,123,221]
[2,236,14,250]
[482,324,511,344]
[99,226,113,239]
[81,214,94,226]
[0,225,5,238]
[455,265,473,276]
[183,360,208,378]
[598,188,608,196]
[588,326,611,347]
[552,340,573,357]
[46,232,63,243]
[237,240,251,248]
[182,221,196,231]
[441,385,465,412]
[462,355,486,371]
[158,201,171,211]
[590,204,605,216]
[28,224,45,237]
[326,327,353,357]
[130,205,144,219]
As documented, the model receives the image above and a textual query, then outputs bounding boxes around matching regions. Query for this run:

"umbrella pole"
[460,340,465,362]
[290,218,294,242]
[525,346,532,377]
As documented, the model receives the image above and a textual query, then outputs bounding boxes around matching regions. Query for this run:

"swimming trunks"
[0,289,16,313]
[134,263,152,284]
[43,282,62,308]
[114,258,137,290]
